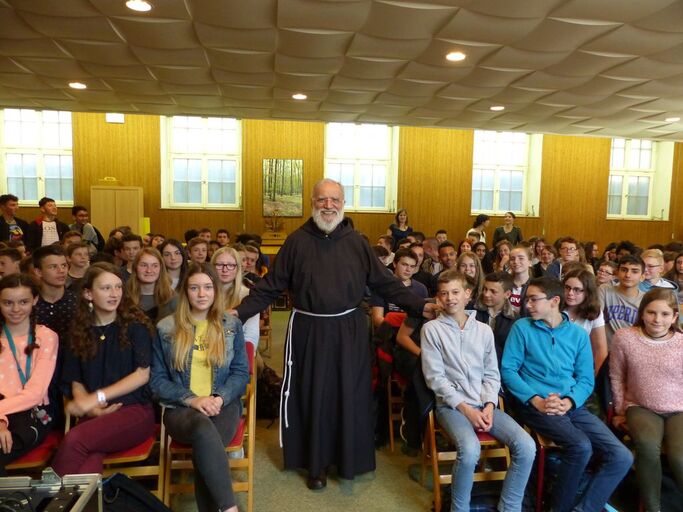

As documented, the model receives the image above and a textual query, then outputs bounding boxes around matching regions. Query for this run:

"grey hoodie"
[421,311,500,410]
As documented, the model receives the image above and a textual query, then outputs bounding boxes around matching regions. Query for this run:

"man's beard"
[312,207,344,234]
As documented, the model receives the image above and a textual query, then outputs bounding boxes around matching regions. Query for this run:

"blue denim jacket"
[151,313,249,409]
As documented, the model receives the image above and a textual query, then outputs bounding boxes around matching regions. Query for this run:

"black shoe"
[306,472,327,490]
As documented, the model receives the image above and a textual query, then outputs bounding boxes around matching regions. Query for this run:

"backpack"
[103,473,171,512]
[256,364,282,422]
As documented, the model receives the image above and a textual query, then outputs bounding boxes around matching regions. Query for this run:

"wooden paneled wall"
[19,112,680,250]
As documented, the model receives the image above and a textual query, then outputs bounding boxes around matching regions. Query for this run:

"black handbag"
[102,473,171,512]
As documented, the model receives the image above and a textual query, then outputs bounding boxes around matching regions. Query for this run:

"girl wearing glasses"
[562,268,608,377]
[127,247,177,322]
[151,263,249,512]
[610,288,683,512]
[211,247,259,348]
[0,274,58,475]
[665,252,683,305]
[159,239,188,291]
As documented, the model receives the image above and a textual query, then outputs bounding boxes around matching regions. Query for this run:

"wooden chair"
[163,342,256,512]
[64,406,166,498]
[387,371,407,452]
[5,430,63,474]
[421,400,511,512]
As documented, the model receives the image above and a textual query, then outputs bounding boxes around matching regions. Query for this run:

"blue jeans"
[519,405,633,512]
[436,405,536,512]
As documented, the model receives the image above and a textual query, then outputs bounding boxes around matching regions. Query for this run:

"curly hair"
[0,273,40,356]
[69,262,153,361]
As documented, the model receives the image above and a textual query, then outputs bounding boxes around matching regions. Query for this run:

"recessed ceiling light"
[126,0,152,12]
[445,51,466,62]
[292,93,307,100]
[68,82,87,90]
[665,116,680,122]
[490,105,505,111]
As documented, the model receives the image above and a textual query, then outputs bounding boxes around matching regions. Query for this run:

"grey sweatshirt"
[421,311,500,410]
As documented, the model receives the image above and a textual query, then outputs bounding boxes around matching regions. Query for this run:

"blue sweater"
[501,314,594,408]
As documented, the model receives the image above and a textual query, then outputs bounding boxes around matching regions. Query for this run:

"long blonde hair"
[127,247,176,308]
[172,263,226,371]
[210,246,246,309]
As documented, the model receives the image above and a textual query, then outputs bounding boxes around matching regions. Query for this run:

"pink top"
[0,325,58,426]
[609,327,683,415]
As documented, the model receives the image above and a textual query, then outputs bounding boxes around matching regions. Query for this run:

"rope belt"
[279,306,357,447]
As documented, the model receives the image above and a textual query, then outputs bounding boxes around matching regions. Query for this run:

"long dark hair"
[158,238,188,290]
[562,268,601,321]
[70,263,152,361]
[0,273,40,356]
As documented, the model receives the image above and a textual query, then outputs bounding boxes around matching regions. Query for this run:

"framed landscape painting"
[262,158,303,217]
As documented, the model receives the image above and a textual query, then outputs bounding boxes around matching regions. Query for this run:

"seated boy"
[501,277,632,512]
[422,269,535,512]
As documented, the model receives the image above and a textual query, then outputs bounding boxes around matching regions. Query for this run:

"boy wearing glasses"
[547,236,580,279]
[598,254,645,347]
[422,270,535,512]
[638,248,678,293]
[502,277,632,512]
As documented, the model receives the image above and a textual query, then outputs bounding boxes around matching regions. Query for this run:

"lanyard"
[3,325,32,387]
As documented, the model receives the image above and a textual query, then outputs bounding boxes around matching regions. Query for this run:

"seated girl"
[126,247,178,322]
[0,274,58,475]
[211,247,259,348]
[151,263,249,512]
[52,262,156,475]
[610,288,683,512]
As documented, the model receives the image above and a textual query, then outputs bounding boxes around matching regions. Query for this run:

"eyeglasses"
[597,269,614,276]
[560,246,577,253]
[645,264,662,270]
[564,285,584,294]
[214,263,237,271]
[525,295,550,304]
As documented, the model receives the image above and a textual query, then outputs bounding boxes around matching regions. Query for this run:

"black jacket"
[26,217,70,251]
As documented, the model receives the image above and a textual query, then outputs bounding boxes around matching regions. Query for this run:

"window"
[160,116,242,209]
[608,138,673,220]
[0,109,73,204]
[471,130,542,216]
[324,123,398,212]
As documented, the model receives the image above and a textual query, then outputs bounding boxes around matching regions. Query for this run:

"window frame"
[324,123,399,213]
[470,130,542,217]
[607,138,672,221]
[160,116,243,210]
[0,109,74,206]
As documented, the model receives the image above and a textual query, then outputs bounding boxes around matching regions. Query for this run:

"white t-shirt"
[564,309,605,336]
[41,220,59,246]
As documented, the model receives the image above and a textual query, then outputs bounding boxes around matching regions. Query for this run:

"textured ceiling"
[2,0,683,139]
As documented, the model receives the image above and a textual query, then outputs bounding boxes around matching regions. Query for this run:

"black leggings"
[0,409,51,476]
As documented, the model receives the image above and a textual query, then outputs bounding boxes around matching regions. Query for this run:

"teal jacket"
[501,314,594,408]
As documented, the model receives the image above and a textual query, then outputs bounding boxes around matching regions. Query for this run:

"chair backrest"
[245,340,255,375]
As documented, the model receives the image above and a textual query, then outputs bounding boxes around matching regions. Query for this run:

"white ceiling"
[2,0,683,139]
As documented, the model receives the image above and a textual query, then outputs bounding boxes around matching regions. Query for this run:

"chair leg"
[535,445,545,512]
[387,377,395,452]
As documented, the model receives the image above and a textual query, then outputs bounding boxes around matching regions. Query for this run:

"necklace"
[641,327,671,340]
[94,323,112,342]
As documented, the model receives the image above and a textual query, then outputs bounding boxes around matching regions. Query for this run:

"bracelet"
[96,389,107,406]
